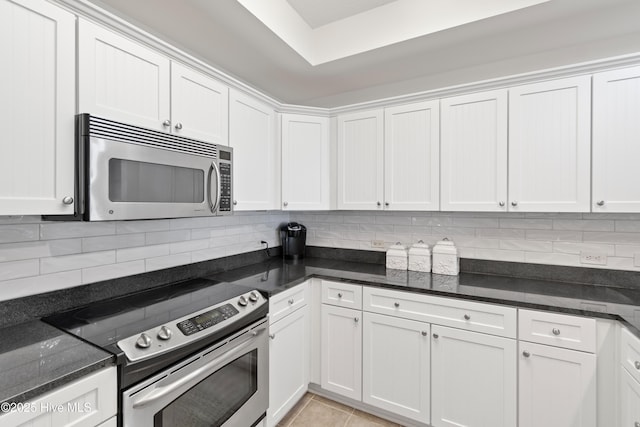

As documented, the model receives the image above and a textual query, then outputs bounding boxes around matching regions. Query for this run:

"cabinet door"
[508,76,591,212]
[171,62,228,144]
[281,114,330,210]
[0,0,75,215]
[321,305,362,400]
[229,90,278,210]
[337,110,384,210]
[362,312,430,424]
[519,341,596,427]
[621,367,640,427]
[593,66,640,212]
[431,325,516,427]
[268,305,309,427]
[78,18,170,131]
[441,90,508,212]
[384,101,439,211]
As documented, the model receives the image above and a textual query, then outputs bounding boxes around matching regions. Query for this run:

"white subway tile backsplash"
[117,244,171,263]
[412,216,453,227]
[40,222,116,240]
[615,244,640,257]
[476,228,526,239]
[0,224,39,243]
[191,247,227,263]
[0,270,82,301]
[82,261,145,284]
[170,239,210,254]
[375,215,411,225]
[553,242,616,256]
[615,221,640,232]
[453,217,499,228]
[475,248,525,262]
[82,233,145,252]
[432,226,476,237]
[0,259,39,281]
[145,253,192,272]
[524,252,581,266]
[499,219,552,230]
[584,231,640,244]
[170,217,212,230]
[525,230,583,242]
[116,220,172,234]
[0,239,81,262]
[499,239,553,252]
[554,219,614,232]
[41,251,116,274]
[344,215,376,224]
[146,230,191,245]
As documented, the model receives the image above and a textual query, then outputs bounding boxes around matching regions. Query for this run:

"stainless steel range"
[44,278,268,427]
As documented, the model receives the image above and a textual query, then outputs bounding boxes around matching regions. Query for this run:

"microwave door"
[88,138,213,221]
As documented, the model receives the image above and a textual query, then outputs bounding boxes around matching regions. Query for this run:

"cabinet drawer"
[518,309,596,353]
[621,327,640,383]
[363,287,517,338]
[269,282,309,325]
[321,281,362,309]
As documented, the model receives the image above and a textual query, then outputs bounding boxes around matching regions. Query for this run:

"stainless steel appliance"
[44,279,268,427]
[54,114,233,221]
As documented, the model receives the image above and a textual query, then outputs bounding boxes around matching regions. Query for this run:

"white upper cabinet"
[441,90,508,212]
[508,76,591,212]
[337,109,384,210]
[170,62,228,144]
[593,66,640,212]
[384,101,440,211]
[281,114,330,210]
[78,18,170,131]
[79,19,228,144]
[0,0,76,215]
[229,90,278,210]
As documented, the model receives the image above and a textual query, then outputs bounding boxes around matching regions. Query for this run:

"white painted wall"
[0,212,287,301]
[292,211,640,272]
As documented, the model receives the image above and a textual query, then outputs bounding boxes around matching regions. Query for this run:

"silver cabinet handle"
[596,200,605,206]
[511,201,518,207]
[635,361,640,370]
[499,201,505,207]
[433,333,439,339]
[283,201,288,207]
[394,302,400,308]
[162,119,171,127]
[337,293,343,298]
[288,299,294,305]
[523,350,531,358]
[174,122,183,130]
[354,317,359,323]
[62,196,74,205]
[233,200,238,206]
[635,421,640,427]
[421,331,428,336]
[269,333,275,340]
[384,202,389,207]
[464,314,471,321]
[376,201,381,207]
[552,328,561,336]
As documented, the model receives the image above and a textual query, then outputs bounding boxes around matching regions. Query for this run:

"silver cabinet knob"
[62,196,74,205]
[354,317,359,323]
[157,326,172,341]
[269,333,275,340]
[394,302,400,308]
[384,202,389,207]
[635,421,640,427]
[635,361,640,370]
[596,200,605,206]
[174,122,183,130]
[377,201,381,207]
[337,293,343,298]
[499,201,505,207]
[288,298,294,305]
[233,200,238,206]
[433,333,439,339]
[523,350,531,358]
[162,119,171,127]
[421,331,428,336]
[464,314,471,321]
[552,328,561,336]
[283,201,288,207]
[511,201,518,207]
[135,333,152,349]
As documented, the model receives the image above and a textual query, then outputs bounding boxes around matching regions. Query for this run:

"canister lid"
[433,238,458,254]
[409,240,430,254]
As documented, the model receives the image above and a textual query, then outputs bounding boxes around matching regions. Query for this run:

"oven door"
[122,319,268,427]
[87,137,221,221]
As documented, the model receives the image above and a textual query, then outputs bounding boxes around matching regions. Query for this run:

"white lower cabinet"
[431,325,516,427]
[362,312,430,424]
[321,304,362,401]
[267,283,309,427]
[518,341,596,427]
[0,367,117,427]
[621,365,640,427]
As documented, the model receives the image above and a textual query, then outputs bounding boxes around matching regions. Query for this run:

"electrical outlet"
[371,240,385,248]
[580,252,607,265]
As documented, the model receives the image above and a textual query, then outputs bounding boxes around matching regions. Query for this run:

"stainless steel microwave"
[51,114,233,221]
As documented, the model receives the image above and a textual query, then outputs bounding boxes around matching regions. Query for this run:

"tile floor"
[277,392,404,427]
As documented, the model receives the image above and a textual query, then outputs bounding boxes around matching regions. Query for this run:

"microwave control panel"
[219,162,231,212]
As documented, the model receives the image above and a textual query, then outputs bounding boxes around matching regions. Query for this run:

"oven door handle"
[132,325,266,409]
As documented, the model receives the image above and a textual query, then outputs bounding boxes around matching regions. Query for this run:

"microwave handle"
[208,161,221,214]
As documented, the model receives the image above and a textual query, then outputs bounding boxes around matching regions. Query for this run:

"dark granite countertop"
[210,257,640,337]
[0,320,114,406]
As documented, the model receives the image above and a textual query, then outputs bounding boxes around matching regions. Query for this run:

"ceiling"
[88,0,640,108]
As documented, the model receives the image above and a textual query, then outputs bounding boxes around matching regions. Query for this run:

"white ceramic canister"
[432,238,459,276]
[386,242,408,270]
[408,240,431,272]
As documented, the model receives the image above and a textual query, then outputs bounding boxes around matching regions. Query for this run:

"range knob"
[249,291,259,303]
[135,333,152,349]
[157,326,172,341]
[238,295,248,307]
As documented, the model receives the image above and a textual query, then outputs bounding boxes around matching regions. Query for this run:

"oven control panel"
[117,289,266,362]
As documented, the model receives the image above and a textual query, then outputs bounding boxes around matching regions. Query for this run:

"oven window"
[154,350,258,427]
[109,159,204,203]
